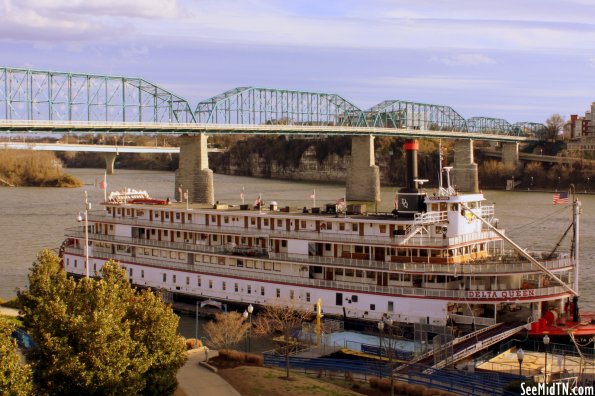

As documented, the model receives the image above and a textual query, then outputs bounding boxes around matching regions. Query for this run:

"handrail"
[65,228,573,275]
[63,246,570,301]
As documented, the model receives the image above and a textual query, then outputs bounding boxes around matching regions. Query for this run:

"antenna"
[414,178,429,190]
[438,139,443,191]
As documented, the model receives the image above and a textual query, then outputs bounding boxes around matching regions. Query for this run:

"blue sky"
[2,0,595,123]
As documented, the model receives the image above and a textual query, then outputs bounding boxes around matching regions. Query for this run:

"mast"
[572,187,581,295]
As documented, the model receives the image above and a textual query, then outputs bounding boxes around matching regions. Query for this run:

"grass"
[218,366,364,396]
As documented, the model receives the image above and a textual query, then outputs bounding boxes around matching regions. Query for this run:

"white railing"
[66,229,574,275]
[481,205,494,218]
[413,211,448,225]
[63,246,571,301]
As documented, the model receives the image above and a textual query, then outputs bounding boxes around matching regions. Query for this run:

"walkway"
[0,306,20,317]
[176,348,241,396]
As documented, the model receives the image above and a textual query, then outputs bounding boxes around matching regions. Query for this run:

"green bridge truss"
[195,87,363,126]
[0,67,548,138]
[0,67,195,123]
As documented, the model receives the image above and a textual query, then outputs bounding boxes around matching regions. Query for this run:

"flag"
[553,192,569,205]
[178,185,183,200]
[99,172,107,190]
[183,190,188,201]
[310,190,316,200]
[394,191,398,209]
[240,190,245,201]
[254,195,261,206]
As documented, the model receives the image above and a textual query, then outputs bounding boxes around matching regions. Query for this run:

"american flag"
[553,191,569,205]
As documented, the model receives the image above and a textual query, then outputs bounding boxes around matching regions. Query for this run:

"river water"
[1,168,593,322]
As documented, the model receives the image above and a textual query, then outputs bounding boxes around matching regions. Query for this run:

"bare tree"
[546,114,565,141]
[252,302,312,379]
[203,311,250,350]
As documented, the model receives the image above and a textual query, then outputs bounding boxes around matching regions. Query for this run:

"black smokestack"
[405,140,419,190]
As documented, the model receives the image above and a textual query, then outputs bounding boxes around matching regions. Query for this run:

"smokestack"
[404,140,419,190]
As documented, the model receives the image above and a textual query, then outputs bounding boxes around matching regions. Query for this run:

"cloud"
[431,54,496,67]
[19,0,183,19]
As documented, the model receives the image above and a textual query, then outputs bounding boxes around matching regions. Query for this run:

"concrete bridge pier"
[174,134,214,204]
[452,139,479,193]
[103,152,118,175]
[346,135,381,203]
[501,142,520,168]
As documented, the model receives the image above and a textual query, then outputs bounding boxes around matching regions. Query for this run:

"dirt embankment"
[0,149,82,187]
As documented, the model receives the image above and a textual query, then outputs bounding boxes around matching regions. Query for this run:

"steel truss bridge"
[0,67,547,141]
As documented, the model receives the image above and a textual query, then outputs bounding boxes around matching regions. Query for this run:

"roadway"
[0,120,537,143]
[0,142,224,154]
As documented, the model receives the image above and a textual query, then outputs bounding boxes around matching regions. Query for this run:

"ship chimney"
[404,139,419,190]
[396,139,427,217]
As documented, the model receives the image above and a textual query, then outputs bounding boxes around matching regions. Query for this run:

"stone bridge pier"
[174,134,214,204]
[501,142,520,168]
[452,139,479,193]
[103,152,118,175]
[346,135,381,203]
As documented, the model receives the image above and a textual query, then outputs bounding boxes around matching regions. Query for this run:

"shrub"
[369,376,380,388]
[185,338,203,350]
[407,384,427,396]
[245,353,263,366]
[377,378,392,391]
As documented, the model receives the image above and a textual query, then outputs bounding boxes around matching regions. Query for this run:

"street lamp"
[243,310,249,352]
[377,320,384,377]
[76,191,91,278]
[587,177,590,193]
[517,348,524,377]
[195,301,200,349]
[543,335,550,383]
[247,304,253,352]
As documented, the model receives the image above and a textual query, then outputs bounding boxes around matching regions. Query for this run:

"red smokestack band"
[404,141,419,151]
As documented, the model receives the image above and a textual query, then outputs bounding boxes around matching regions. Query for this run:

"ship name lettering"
[467,289,536,299]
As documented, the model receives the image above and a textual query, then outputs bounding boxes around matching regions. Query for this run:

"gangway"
[398,322,526,373]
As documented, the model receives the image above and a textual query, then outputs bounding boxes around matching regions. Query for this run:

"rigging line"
[506,206,570,233]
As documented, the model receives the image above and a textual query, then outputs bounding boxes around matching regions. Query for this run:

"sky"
[2,0,595,123]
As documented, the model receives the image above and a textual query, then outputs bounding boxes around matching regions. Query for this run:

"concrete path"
[177,348,241,396]
[0,306,20,317]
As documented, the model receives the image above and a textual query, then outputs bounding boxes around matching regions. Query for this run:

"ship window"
[432,204,439,211]
[211,215,216,222]
[264,262,272,271]
[234,283,238,292]
[66,258,69,266]
[355,270,363,278]
[339,223,345,231]
[403,274,411,282]
[110,225,114,231]
[188,214,192,221]
[352,295,358,302]
[250,218,256,225]
[197,276,201,287]
[264,219,269,226]
[176,231,181,238]
[366,271,375,279]
[277,219,283,227]
[164,230,169,237]
[370,304,375,311]
[165,212,170,219]
[237,260,244,268]
[388,301,394,312]
[163,273,167,282]
[334,268,344,276]
[209,280,213,289]
[246,260,254,268]
[74,259,77,268]
[450,203,458,211]
[152,249,158,256]
[179,252,186,260]
[117,208,121,215]
[218,257,225,265]
[155,212,160,218]
[143,248,150,255]
[241,237,246,244]
[212,235,218,241]
[345,269,354,277]
[301,220,306,228]
[224,216,229,223]
[389,273,399,281]
[276,288,280,298]
[107,207,112,214]
[273,263,281,272]
[129,268,133,278]
[255,261,262,269]
[306,292,311,302]
[247,285,251,294]
[355,246,364,253]
[326,222,332,230]
[222,282,226,290]
[186,277,189,285]
[352,223,359,232]
[281,240,287,248]
[261,286,265,296]
[173,275,176,284]
[141,270,144,278]
[176,213,180,220]
[290,290,294,299]
[420,249,428,257]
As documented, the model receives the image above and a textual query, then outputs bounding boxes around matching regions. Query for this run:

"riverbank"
[0,150,82,187]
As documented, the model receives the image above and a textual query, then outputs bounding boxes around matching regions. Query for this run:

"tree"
[202,311,250,350]
[546,114,565,141]
[252,303,312,379]
[18,250,186,396]
[0,317,33,396]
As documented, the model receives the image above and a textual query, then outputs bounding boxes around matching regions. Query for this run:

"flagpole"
[103,171,107,202]
[242,186,245,205]
[313,189,316,208]
[259,192,262,214]
[186,189,189,211]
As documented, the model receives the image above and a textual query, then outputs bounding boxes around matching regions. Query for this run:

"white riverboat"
[60,140,581,330]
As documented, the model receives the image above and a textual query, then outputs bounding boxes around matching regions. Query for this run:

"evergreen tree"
[0,317,33,396]
[19,250,186,396]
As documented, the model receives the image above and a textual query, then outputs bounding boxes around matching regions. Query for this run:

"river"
[1,168,593,329]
